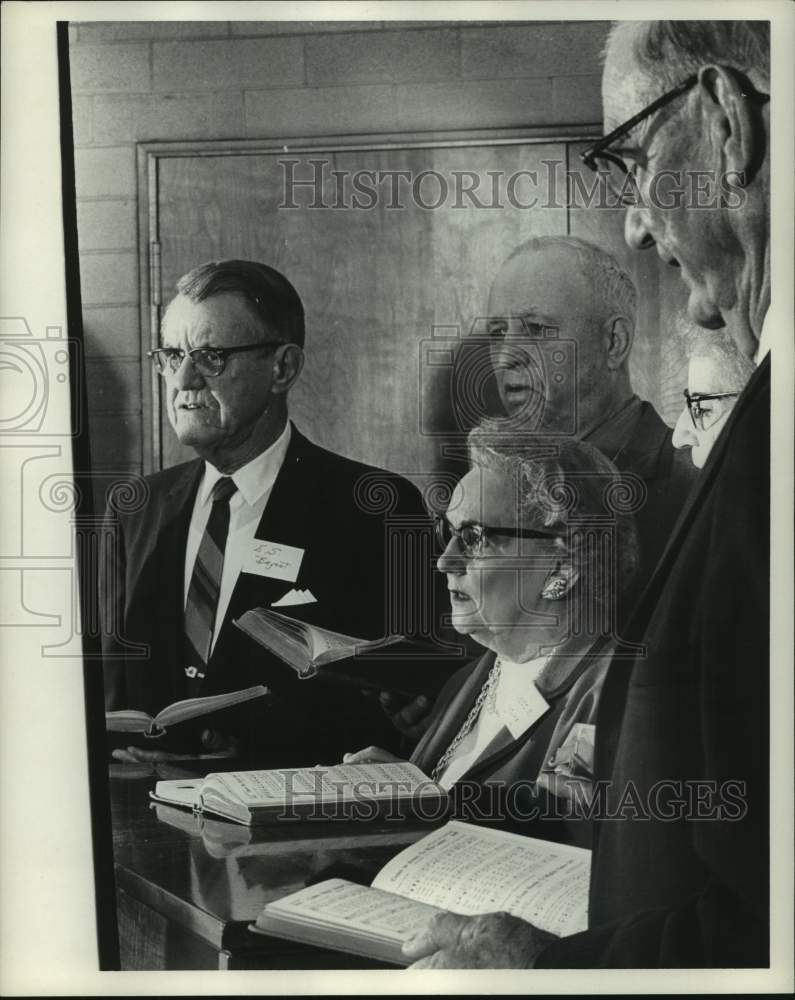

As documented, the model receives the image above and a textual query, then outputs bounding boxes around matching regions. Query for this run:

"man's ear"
[695,65,765,182]
[270,344,304,395]
[604,315,634,371]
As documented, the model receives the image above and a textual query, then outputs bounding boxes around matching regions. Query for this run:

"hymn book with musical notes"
[250,820,590,964]
[150,761,448,825]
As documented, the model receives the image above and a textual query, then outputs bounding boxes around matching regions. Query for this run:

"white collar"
[494,654,552,740]
[755,309,771,364]
[495,653,551,690]
[198,422,292,507]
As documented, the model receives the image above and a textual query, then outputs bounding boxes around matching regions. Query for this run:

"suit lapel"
[155,460,203,704]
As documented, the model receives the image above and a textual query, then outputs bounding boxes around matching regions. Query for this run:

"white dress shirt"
[437,654,551,791]
[184,422,292,652]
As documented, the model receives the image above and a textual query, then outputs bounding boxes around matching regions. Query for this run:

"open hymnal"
[105,684,269,738]
[150,761,448,826]
[234,607,404,680]
[250,820,590,964]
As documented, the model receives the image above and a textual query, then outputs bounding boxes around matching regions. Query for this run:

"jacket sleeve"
[536,368,770,969]
[533,882,767,968]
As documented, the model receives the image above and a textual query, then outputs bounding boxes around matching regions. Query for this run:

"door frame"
[136,124,600,473]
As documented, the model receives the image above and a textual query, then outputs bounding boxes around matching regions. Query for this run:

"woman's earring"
[541,574,568,601]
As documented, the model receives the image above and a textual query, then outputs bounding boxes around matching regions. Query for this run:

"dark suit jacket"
[585,395,698,622]
[411,643,614,848]
[101,424,445,764]
[535,358,770,967]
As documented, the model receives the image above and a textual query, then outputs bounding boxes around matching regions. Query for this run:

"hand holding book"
[401,909,558,968]
[251,820,589,964]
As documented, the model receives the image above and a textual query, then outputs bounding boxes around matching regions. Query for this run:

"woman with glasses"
[672,329,755,469]
[344,422,639,845]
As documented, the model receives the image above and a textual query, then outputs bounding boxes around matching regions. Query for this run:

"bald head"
[487,236,637,436]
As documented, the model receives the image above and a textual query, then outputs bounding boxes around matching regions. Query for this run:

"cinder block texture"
[76,200,136,252]
[461,22,609,79]
[305,28,459,85]
[79,253,138,306]
[92,92,245,144]
[75,21,228,43]
[152,37,303,91]
[74,147,136,198]
[82,306,141,358]
[246,84,397,137]
[70,43,150,93]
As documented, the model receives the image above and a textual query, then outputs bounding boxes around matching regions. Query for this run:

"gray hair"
[684,327,756,392]
[504,235,637,336]
[467,420,639,605]
[608,20,770,98]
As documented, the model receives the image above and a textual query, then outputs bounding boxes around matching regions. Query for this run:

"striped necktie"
[184,476,238,695]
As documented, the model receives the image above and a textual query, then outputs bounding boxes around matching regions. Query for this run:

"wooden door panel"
[154,141,569,477]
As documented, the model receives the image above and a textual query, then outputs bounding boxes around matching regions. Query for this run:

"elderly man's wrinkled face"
[436,466,569,661]
[602,34,735,331]
[487,247,613,436]
[672,354,742,468]
[161,292,279,469]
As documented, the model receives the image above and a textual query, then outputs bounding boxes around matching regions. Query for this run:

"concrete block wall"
[70,19,609,479]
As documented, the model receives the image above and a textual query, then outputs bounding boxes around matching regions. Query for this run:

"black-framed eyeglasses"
[433,513,563,558]
[581,74,769,206]
[148,342,284,378]
[684,389,740,432]
[580,75,698,205]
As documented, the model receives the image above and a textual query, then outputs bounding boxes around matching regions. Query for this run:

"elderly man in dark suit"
[405,20,771,968]
[486,234,696,611]
[102,259,435,765]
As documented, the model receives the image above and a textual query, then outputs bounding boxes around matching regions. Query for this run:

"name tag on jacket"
[242,539,304,583]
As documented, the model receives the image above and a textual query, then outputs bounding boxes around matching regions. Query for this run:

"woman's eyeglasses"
[684,389,741,431]
[433,513,562,558]
[148,342,284,378]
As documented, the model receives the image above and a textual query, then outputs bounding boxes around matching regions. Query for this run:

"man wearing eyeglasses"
[103,259,434,765]
[404,20,772,969]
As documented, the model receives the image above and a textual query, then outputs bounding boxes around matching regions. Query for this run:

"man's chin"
[170,420,224,451]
